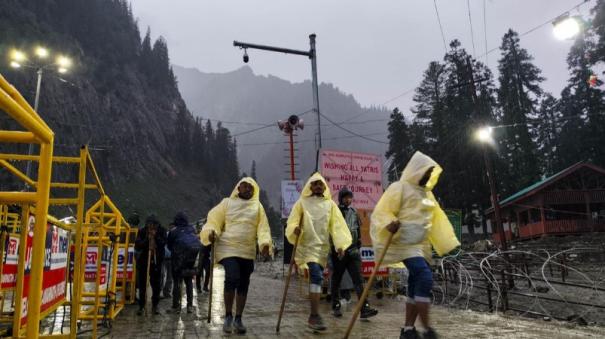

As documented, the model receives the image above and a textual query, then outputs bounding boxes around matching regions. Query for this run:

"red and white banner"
[1,235,20,289]
[116,246,135,280]
[319,149,383,210]
[360,247,388,277]
[84,247,108,285]
[19,216,70,326]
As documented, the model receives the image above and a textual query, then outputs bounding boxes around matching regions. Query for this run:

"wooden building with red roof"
[486,162,605,243]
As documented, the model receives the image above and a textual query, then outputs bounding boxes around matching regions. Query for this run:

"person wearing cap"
[330,187,378,319]
[134,214,166,315]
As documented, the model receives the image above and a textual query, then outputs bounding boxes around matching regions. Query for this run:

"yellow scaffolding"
[0,73,136,338]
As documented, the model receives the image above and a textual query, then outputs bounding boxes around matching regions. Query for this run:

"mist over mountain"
[173,64,391,206]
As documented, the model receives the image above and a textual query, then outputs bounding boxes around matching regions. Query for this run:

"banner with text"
[19,216,70,326]
[319,149,383,210]
[360,247,389,277]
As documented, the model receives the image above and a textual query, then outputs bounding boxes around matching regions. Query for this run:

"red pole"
[289,130,295,180]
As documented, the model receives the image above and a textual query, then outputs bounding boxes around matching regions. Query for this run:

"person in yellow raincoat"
[285,172,352,332]
[371,151,460,339]
[200,177,273,335]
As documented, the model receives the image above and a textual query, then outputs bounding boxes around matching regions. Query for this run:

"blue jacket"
[167,212,201,255]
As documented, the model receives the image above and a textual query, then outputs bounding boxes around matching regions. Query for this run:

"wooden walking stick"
[144,247,152,316]
[344,231,395,339]
[207,241,215,323]
[276,219,303,333]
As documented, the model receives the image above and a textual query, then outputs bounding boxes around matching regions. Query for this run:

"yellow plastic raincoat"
[200,177,273,263]
[285,173,352,267]
[371,151,460,266]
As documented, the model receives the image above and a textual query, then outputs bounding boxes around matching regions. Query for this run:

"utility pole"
[234,34,322,170]
[466,56,508,251]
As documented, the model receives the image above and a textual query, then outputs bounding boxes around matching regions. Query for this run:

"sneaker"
[332,302,343,318]
[400,328,419,339]
[203,286,210,293]
[359,303,378,319]
[223,314,234,334]
[152,306,160,315]
[423,327,439,339]
[307,314,327,331]
[136,308,144,316]
[197,288,203,294]
[233,316,247,334]
[187,305,193,314]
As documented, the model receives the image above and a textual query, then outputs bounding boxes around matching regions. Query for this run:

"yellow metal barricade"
[0,73,135,338]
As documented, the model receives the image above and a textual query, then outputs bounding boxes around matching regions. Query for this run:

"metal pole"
[289,131,295,180]
[24,68,43,189]
[309,34,322,171]
[482,146,508,250]
[25,141,54,338]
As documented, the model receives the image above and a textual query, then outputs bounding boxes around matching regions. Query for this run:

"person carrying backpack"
[167,211,202,314]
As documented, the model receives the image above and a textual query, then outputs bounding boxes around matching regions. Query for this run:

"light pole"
[475,126,508,250]
[233,34,322,170]
[9,47,72,188]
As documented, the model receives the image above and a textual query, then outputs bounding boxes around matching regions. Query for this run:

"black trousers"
[330,250,363,307]
[172,269,194,307]
[137,261,162,308]
[220,257,254,296]
[195,255,211,290]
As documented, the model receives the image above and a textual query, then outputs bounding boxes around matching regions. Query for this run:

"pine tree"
[385,108,413,182]
[533,94,561,175]
[555,29,605,169]
[496,29,543,193]
[411,61,447,155]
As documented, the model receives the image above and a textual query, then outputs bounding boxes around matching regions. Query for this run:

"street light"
[553,13,581,40]
[8,46,72,187]
[475,126,508,250]
[475,126,493,143]
[234,34,323,171]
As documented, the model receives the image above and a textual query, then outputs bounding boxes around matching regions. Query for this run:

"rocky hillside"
[173,65,391,205]
[0,0,238,222]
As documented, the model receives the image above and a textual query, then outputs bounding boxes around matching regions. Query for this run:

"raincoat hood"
[338,187,353,205]
[145,214,160,226]
[230,177,260,201]
[302,172,331,199]
[401,151,443,191]
[174,211,189,227]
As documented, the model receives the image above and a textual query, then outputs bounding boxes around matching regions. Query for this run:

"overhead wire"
[476,0,591,59]
[231,108,314,137]
[483,0,489,66]
[319,111,388,144]
[434,0,449,54]
[467,0,477,56]
[382,0,591,108]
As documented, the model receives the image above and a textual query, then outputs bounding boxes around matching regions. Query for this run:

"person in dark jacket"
[134,214,166,315]
[330,187,378,319]
[167,211,202,314]
[196,243,211,293]
[161,222,176,298]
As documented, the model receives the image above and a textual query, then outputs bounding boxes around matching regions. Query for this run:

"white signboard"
[281,180,303,218]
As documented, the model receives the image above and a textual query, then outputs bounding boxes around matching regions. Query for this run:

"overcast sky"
[130,0,594,113]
